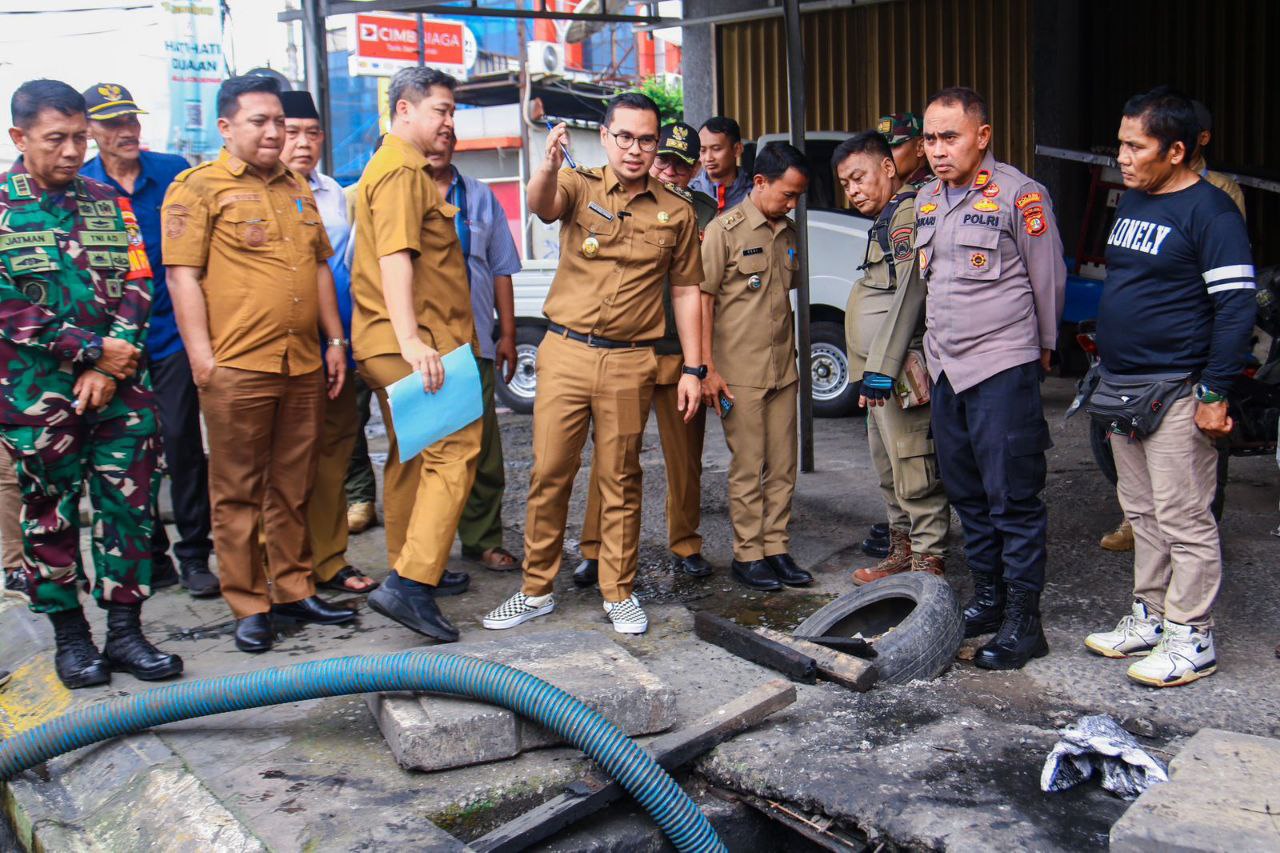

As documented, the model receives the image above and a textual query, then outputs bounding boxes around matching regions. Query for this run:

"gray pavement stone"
[367,630,677,771]
[1110,727,1280,853]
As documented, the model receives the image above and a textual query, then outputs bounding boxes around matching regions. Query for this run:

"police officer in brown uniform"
[483,93,705,635]
[834,131,949,585]
[355,68,479,643]
[701,142,814,591]
[575,122,717,586]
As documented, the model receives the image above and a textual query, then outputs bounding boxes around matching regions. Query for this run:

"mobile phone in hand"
[718,391,733,418]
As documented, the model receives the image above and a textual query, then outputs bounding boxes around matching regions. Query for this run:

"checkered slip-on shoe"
[482,592,554,630]
[603,595,648,635]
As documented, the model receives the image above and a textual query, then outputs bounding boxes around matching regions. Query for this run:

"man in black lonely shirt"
[1085,86,1254,688]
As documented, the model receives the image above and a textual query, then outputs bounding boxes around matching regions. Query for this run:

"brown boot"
[852,529,911,585]
[910,553,944,576]
[1100,519,1134,552]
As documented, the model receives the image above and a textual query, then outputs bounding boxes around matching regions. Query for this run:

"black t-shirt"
[1097,179,1255,393]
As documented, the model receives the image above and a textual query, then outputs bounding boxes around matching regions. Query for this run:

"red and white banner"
[350,13,477,78]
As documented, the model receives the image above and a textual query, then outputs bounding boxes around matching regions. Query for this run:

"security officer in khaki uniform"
[835,131,950,585]
[575,122,717,586]
[701,142,814,592]
[484,93,704,636]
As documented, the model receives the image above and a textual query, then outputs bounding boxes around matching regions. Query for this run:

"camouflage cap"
[877,112,922,146]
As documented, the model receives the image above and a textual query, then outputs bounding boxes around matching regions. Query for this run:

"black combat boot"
[49,608,111,689]
[963,573,1006,638]
[102,603,184,681]
[974,586,1049,670]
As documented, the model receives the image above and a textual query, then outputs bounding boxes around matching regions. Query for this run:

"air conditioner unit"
[526,40,566,76]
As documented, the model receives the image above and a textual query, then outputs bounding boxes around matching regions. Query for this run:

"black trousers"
[931,360,1051,592]
[148,350,213,565]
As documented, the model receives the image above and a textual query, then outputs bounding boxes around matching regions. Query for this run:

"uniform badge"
[973,198,999,212]
[21,280,47,305]
[918,249,929,273]
[657,211,670,223]
[982,183,999,198]
[891,226,913,261]
[969,252,988,270]
[582,235,600,258]
[77,201,97,217]
[1023,206,1047,237]
[94,200,117,217]
[973,170,991,187]
[105,277,124,299]
[747,274,763,290]
[1015,192,1042,209]
[918,202,937,214]
[245,223,267,248]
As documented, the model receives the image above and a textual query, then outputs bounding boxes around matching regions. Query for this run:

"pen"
[545,119,576,169]
[296,198,304,213]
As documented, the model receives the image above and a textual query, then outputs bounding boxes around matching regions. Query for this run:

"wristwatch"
[326,337,350,349]
[84,340,103,363]
[1194,382,1224,404]
[682,364,708,379]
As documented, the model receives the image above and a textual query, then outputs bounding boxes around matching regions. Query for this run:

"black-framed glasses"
[606,130,659,152]
[655,154,695,175]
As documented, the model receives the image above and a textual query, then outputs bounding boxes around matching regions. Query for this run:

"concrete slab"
[1111,727,1280,853]
[367,630,678,771]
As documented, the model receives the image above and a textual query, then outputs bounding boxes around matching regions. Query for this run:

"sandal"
[320,566,380,594]
[466,546,520,572]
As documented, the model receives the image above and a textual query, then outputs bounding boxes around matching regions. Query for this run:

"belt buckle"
[586,332,600,347]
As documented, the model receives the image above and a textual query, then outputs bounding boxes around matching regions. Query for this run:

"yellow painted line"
[0,655,73,738]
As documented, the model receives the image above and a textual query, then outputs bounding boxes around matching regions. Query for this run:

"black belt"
[547,322,660,349]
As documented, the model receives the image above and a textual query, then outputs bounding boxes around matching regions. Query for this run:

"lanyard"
[446,170,471,269]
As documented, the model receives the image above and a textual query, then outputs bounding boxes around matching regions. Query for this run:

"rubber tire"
[794,573,962,684]
[809,320,858,419]
[494,324,544,415]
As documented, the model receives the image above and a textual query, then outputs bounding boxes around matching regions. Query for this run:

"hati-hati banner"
[162,0,225,161]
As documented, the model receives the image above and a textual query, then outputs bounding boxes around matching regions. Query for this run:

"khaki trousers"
[523,332,656,602]
[722,381,798,562]
[1111,395,1221,627]
[0,450,21,568]
[581,356,706,561]
[866,400,949,555]
[359,354,482,585]
[307,376,359,583]
[199,366,322,618]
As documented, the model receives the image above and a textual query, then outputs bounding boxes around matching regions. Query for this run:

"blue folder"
[387,345,484,463]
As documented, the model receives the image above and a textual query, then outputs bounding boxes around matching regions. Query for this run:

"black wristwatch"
[682,364,708,379]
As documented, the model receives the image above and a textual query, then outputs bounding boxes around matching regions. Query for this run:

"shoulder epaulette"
[663,182,692,203]
[720,209,746,229]
[575,166,604,179]
[171,161,215,184]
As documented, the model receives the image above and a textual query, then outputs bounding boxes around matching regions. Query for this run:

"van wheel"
[810,321,857,418]
[495,325,543,414]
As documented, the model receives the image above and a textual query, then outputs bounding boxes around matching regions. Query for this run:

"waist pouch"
[1084,368,1194,439]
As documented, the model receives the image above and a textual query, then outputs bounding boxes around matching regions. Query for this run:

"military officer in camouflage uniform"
[878,112,933,189]
[835,131,950,585]
[0,79,181,689]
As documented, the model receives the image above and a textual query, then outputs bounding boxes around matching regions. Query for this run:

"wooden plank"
[694,611,818,683]
[470,678,797,853]
[756,628,879,693]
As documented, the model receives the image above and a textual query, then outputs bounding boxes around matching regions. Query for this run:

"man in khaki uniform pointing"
[835,130,949,584]
[484,93,705,635]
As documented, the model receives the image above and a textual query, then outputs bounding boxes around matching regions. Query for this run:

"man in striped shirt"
[1085,87,1255,688]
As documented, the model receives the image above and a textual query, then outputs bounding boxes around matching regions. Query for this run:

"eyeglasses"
[655,154,695,175]
[606,130,659,152]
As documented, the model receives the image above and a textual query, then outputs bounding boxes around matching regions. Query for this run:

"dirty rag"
[1040,714,1168,799]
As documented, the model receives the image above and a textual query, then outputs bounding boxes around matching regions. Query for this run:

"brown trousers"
[581,356,706,560]
[523,332,656,602]
[1111,395,1222,627]
[359,354,482,585]
[0,450,20,568]
[199,366,322,618]
[307,376,359,583]
[722,381,798,562]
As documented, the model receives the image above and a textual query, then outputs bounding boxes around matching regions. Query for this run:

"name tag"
[0,230,56,250]
[742,247,764,256]
[587,202,615,221]
[80,231,128,247]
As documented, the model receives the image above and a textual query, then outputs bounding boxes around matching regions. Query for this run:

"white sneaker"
[482,592,554,630]
[603,595,648,634]
[1084,600,1163,658]
[1126,621,1217,687]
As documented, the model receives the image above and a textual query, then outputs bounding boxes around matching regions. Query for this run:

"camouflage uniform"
[0,160,158,614]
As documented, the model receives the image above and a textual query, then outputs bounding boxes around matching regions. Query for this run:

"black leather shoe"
[675,553,713,577]
[49,608,111,689]
[963,573,1006,638]
[869,522,890,540]
[179,560,221,598]
[271,596,357,626]
[975,586,1049,670]
[573,558,598,587]
[432,570,470,597]
[235,614,273,653]
[765,553,814,587]
[151,554,180,590]
[102,603,183,680]
[861,526,891,557]
[731,559,783,591]
[367,572,459,642]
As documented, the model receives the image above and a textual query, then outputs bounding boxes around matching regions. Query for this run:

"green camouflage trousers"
[0,409,160,613]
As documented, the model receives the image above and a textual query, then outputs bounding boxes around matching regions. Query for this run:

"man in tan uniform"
[835,130,949,584]
[701,142,814,592]
[356,68,480,643]
[575,121,718,586]
[484,93,704,635]
[164,75,355,654]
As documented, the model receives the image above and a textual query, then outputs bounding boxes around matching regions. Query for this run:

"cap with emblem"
[281,91,321,120]
[82,82,147,120]
[877,112,922,146]
[657,122,701,165]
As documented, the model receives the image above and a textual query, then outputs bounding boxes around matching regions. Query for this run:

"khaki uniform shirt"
[701,196,799,390]
[542,166,703,342]
[351,134,476,360]
[916,152,1066,392]
[162,148,333,374]
[1189,153,1247,220]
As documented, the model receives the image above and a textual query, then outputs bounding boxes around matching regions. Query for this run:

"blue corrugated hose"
[0,652,725,853]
